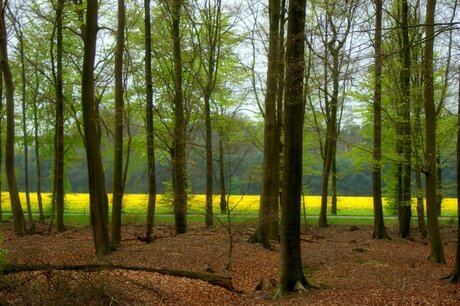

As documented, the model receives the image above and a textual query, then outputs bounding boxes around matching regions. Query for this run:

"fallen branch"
[1,263,236,291]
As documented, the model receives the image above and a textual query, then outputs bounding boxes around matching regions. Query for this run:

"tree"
[423,0,444,263]
[111,0,126,248]
[12,8,35,233]
[445,70,460,282]
[144,0,157,242]
[396,0,412,238]
[53,0,65,232]
[278,0,310,295]
[171,0,187,234]
[251,0,281,248]
[81,0,111,256]
[372,0,389,239]
[0,0,26,235]
[189,0,223,228]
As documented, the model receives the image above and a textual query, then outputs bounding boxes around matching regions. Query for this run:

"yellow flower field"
[0,192,457,216]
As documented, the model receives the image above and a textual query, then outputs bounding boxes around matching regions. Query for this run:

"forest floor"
[0,221,459,305]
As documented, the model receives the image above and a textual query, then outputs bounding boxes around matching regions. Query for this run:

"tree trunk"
[54,0,65,232]
[1,263,235,291]
[278,0,309,295]
[436,153,442,216]
[331,152,337,215]
[18,25,34,233]
[372,0,389,239]
[251,0,281,248]
[145,0,157,242]
[446,69,460,282]
[415,169,426,237]
[0,71,2,223]
[111,0,125,248]
[397,0,412,239]
[218,126,227,214]
[171,0,187,235]
[0,0,26,235]
[423,0,444,263]
[81,0,111,257]
[202,0,223,228]
[32,81,44,224]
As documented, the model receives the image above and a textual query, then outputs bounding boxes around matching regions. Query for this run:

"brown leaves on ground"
[0,222,459,305]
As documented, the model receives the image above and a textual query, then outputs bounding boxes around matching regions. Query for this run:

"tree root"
[1,263,236,291]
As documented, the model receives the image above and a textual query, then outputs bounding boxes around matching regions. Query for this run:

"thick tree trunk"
[252,0,281,248]
[278,0,309,295]
[145,0,157,242]
[423,0,444,263]
[0,72,2,223]
[111,0,126,248]
[171,0,187,235]
[0,0,26,235]
[372,0,389,239]
[82,0,111,257]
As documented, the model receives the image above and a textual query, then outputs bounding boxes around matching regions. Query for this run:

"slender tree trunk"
[372,0,389,239]
[319,53,339,228]
[397,0,412,238]
[251,0,281,248]
[447,69,460,282]
[423,0,444,263]
[32,78,44,223]
[278,0,309,295]
[54,0,65,232]
[436,154,442,215]
[415,168,426,237]
[218,126,227,213]
[82,0,111,257]
[111,0,125,248]
[17,27,34,233]
[0,0,25,235]
[203,0,223,228]
[145,0,157,242]
[171,0,187,234]
[331,151,337,215]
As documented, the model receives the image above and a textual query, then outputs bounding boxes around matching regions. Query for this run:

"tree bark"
[54,0,65,232]
[32,78,44,224]
[171,0,187,234]
[17,22,34,233]
[0,0,26,235]
[396,0,412,238]
[278,0,309,295]
[446,69,460,282]
[251,0,281,248]
[145,0,157,242]
[1,263,235,291]
[372,0,389,239]
[111,0,126,248]
[423,0,444,263]
[81,0,111,257]
[218,125,227,213]
[202,0,223,228]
